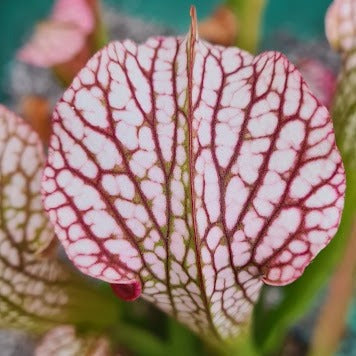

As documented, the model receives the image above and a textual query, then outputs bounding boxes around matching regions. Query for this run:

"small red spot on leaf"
[110,281,142,301]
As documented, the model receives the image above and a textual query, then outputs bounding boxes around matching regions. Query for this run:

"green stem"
[111,323,168,356]
[224,327,259,356]
[226,0,267,53]
[88,0,109,52]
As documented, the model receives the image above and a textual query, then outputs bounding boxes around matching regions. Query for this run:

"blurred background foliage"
[0,0,331,102]
[1,1,355,355]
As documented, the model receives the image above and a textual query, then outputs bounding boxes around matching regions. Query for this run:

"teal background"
[0,0,332,101]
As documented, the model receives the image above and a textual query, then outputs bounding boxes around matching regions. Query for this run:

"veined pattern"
[42,12,345,340]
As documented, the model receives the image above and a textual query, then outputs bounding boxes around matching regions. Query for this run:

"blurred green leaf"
[167,319,200,356]
[226,329,259,356]
[114,323,167,356]
[226,0,267,53]
[90,0,109,51]
[332,69,356,171]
